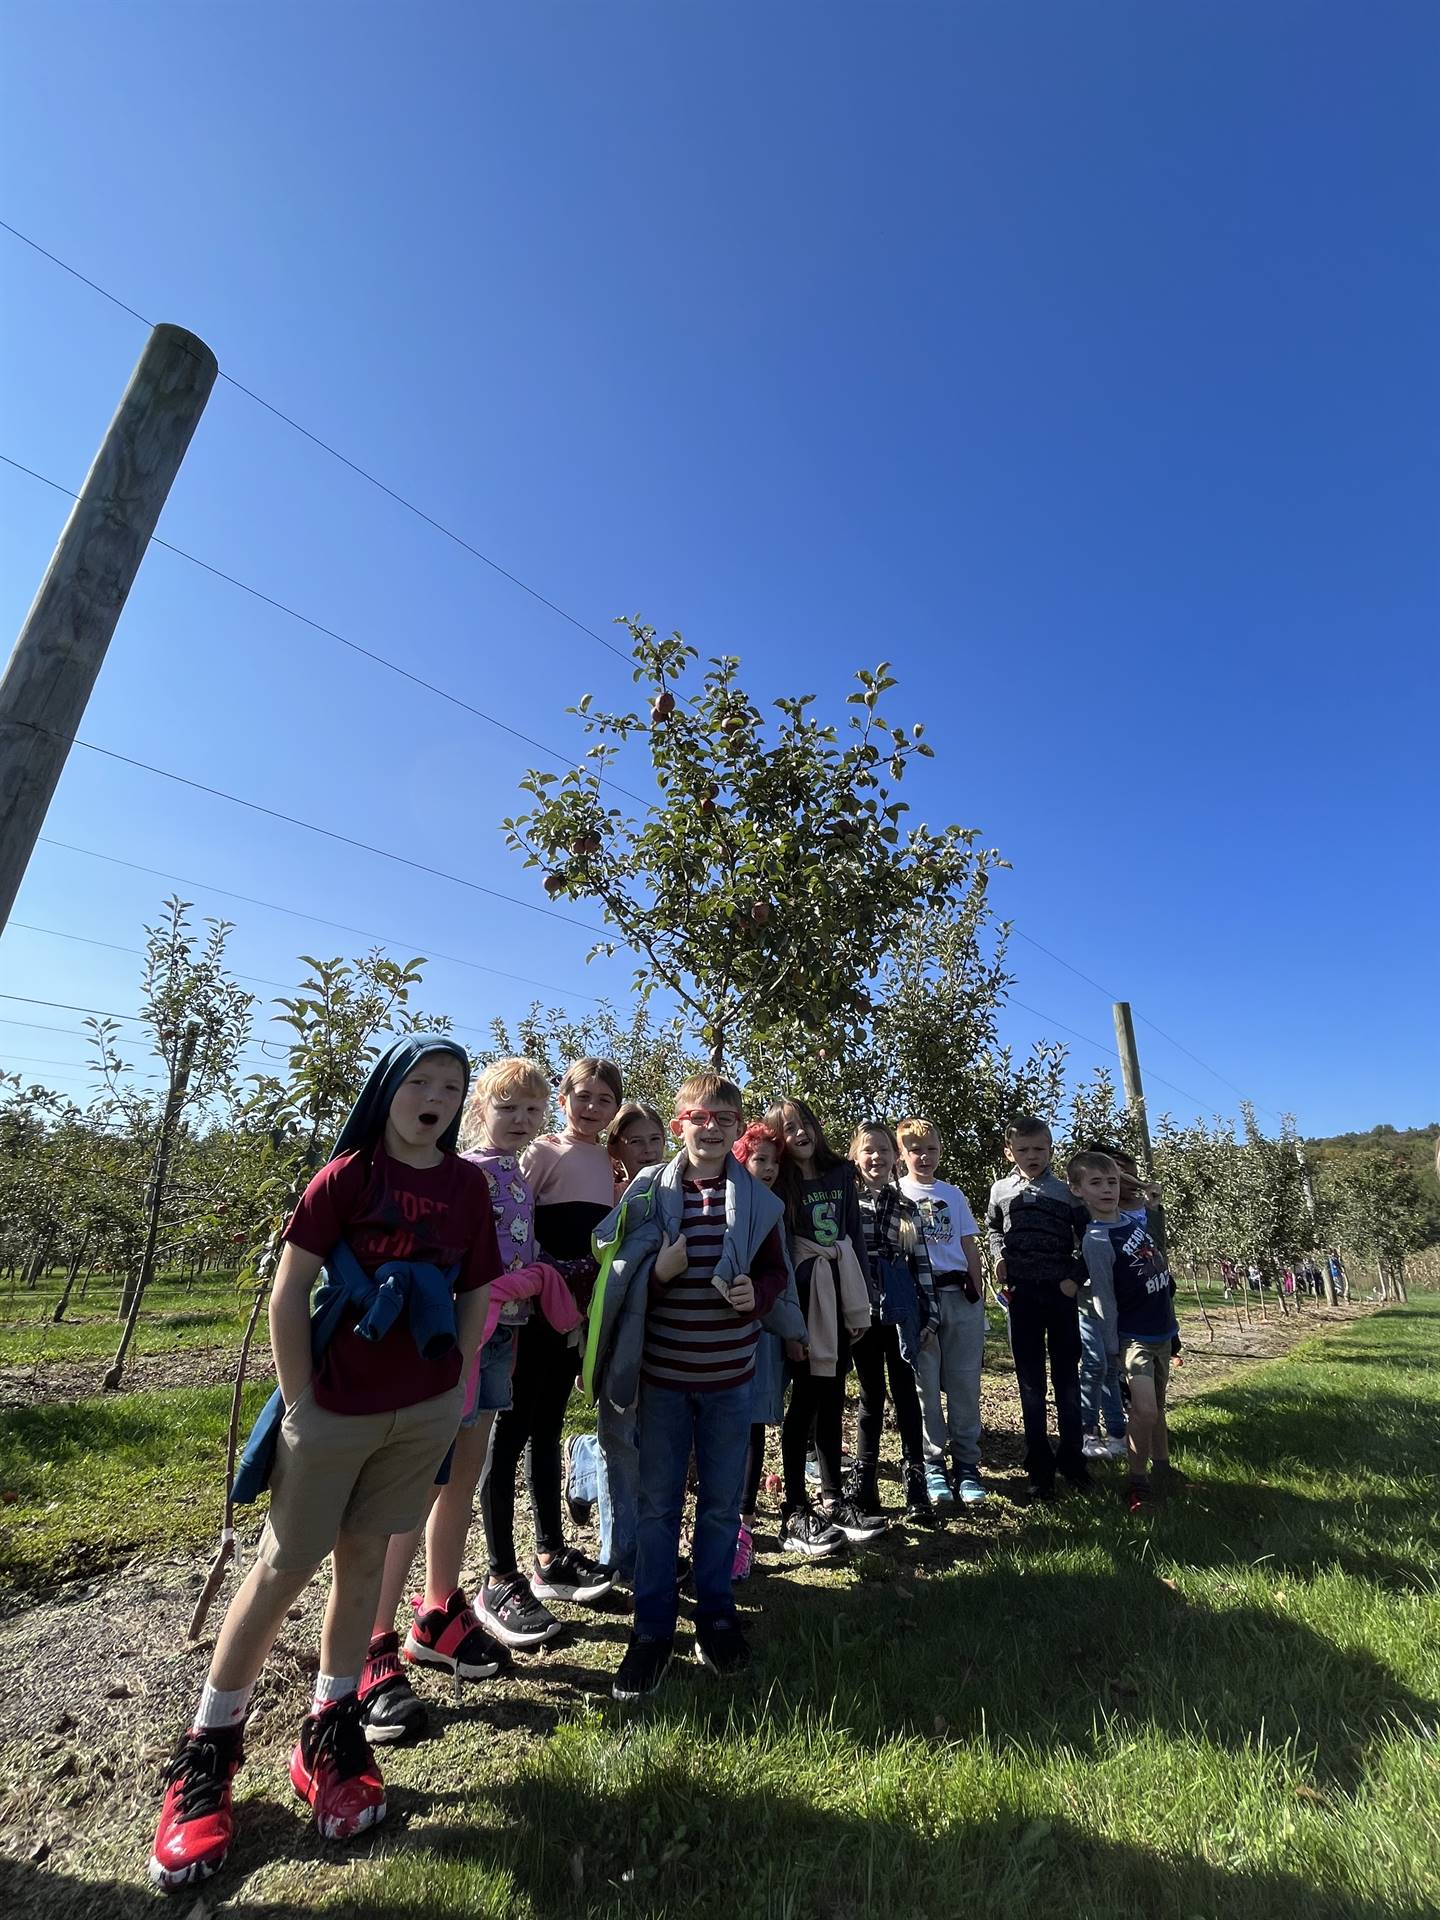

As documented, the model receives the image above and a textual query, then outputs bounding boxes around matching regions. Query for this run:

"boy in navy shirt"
[1068,1151,1179,1513]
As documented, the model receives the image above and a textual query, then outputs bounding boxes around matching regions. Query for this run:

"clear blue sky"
[2,1,1436,1137]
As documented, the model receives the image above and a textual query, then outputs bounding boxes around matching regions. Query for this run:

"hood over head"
[331,1034,471,1161]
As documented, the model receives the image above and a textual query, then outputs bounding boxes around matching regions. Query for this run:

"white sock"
[311,1672,358,1716]
[192,1680,253,1732]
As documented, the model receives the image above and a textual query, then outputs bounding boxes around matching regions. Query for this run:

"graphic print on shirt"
[913,1194,955,1248]
[1122,1222,1172,1300]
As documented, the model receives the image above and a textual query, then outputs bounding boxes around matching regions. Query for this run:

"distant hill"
[1304,1123,1440,1247]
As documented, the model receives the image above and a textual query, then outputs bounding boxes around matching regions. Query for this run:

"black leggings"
[740,1422,768,1516]
[481,1316,576,1572]
[853,1321,925,1471]
[782,1366,847,1506]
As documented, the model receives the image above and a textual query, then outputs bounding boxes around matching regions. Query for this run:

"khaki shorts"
[258,1382,465,1572]
[1121,1339,1172,1404]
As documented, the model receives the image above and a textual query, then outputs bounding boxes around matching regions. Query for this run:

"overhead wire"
[2,216,1281,1123]
[34,837,603,1004]
[0,452,648,805]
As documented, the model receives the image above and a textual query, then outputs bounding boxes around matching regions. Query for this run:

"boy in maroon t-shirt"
[149,1038,498,1892]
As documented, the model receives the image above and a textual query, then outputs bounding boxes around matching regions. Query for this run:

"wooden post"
[1111,1000,1154,1173]
[0,323,217,932]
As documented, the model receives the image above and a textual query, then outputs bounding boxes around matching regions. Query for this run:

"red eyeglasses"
[676,1109,742,1130]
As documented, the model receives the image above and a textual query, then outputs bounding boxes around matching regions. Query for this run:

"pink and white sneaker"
[731,1522,756,1581]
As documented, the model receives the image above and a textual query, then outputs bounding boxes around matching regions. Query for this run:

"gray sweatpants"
[914,1288,986,1467]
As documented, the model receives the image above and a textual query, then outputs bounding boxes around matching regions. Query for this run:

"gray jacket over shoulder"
[588,1152,805,1413]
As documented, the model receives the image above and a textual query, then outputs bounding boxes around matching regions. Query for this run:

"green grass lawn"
[0,1270,250,1368]
[0,1379,271,1589]
[309,1298,1440,1920]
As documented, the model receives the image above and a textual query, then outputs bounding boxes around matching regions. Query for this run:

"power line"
[1007,995,1216,1116]
[10,718,610,937]
[0,218,634,667]
[1,216,1281,1123]
[36,837,604,1004]
[7,918,296,993]
[0,451,648,805]
[1009,927,1283,1120]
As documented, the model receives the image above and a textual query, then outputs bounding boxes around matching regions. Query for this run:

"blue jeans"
[1078,1313,1126,1437]
[633,1380,751,1642]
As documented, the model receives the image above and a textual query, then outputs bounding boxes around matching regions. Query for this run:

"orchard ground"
[0,1287,1437,1918]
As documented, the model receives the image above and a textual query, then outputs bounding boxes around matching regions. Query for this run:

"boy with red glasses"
[585,1073,802,1700]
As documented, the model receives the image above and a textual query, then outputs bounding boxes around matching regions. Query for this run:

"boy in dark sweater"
[1068,1151,1180,1513]
[986,1116,1089,1496]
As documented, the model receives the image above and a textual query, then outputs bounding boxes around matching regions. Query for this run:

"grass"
[0,1270,251,1368]
[3,1292,1435,1915]
[0,1379,270,1589]
[301,1297,1440,1919]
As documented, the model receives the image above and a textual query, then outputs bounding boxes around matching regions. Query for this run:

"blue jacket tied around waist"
[230,1241,460,1506]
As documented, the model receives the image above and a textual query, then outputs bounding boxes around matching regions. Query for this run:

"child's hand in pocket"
[784,1338,809,1364]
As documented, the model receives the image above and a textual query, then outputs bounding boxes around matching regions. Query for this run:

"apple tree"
[504,621,997,1071]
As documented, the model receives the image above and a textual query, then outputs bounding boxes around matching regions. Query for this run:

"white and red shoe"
[290,1695,387,1841]
[148,1724,244,1889]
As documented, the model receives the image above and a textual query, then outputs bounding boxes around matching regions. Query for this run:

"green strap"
[581,1188,649,1401]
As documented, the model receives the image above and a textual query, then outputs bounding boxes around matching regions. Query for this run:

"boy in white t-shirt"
[897,1118,988,1508]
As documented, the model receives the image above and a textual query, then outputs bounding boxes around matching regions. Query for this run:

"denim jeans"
[1078,1312,1126,1437]
[633,1380,752,1641]
[913,1288,986,1468]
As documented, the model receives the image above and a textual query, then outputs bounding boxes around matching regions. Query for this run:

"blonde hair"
[850,1120,920,1253]
[460,1056,552,1150]
[1067,1150,1119,1187]
[676,1072,745,1114]
[897,1116,941,1152]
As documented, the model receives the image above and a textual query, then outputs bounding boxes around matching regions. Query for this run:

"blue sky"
[1,1,1436,1138]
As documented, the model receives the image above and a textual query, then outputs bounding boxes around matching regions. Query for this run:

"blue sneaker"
[924,1462,953,1507]
[954,1465,987,1504]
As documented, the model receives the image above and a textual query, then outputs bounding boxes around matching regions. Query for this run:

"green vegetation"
[300,1300,1440,1919]
[1307,1123,1440,1247]
[0,1379,268,1588]
[0,1270,250,1367]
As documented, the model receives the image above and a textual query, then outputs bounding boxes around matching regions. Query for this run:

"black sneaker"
[694,1616,750,1678]
[903,1464,938,1525]
[479,1574,563,1649]
[1025,1474,1058,1501]
[1059,1465,1094,1492]
[358,1632,428,1745]
[779,1504,845,1558]
[613,1634,673,1701]
[530,1547,614,1603]
[824,1496,887,1543]
[563,1434,594,1527]
[1152,1460,1188,1490]
[404,1589,510,1680]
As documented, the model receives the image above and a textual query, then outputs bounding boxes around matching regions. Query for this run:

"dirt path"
[0,1301,1376,1916]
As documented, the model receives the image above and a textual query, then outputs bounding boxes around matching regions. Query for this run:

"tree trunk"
[1189,1255,1214,1345]
[189,1267,272,1640]
[105,1023,200,1392]
[51,1235,91,1322]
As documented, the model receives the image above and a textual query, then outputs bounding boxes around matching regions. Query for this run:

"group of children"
[148,1043,1181,1892]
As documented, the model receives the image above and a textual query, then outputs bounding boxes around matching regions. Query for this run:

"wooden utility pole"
[0,323,217,933]
[1112,1000,1153,1173]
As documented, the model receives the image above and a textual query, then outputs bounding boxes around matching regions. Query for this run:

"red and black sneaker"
[358,1630,428,1745]
[289,1695,387,1841]
[148,1724,244,1890]
[404,1588,510,1681]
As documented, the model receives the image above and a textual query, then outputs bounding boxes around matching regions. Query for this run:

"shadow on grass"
[4,1785,1427,1920]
